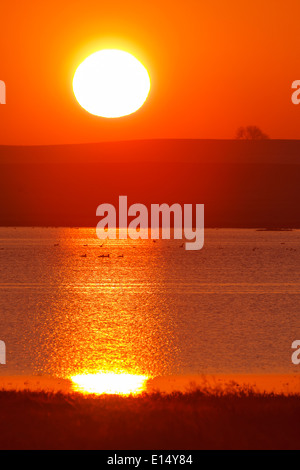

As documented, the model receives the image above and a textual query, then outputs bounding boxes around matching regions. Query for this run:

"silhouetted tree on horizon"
[236,126,269,140]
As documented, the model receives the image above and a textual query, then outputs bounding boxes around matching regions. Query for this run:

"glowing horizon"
[70,372,149,395]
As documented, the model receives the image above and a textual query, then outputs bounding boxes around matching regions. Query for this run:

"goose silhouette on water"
[80,254,87,258]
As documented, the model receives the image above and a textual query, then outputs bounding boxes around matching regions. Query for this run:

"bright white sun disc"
[73,49,151,118]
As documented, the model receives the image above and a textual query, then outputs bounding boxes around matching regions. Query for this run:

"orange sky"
[0,0,299,145]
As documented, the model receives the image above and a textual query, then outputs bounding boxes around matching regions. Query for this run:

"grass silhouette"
[0,385,300,449]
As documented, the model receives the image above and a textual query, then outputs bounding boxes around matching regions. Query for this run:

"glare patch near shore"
[70,372,149,396]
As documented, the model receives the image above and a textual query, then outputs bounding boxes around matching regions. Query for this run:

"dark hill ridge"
[0,139,300,164]
[0,139,299,227]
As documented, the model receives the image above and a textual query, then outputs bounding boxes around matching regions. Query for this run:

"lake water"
[0,227,300,387]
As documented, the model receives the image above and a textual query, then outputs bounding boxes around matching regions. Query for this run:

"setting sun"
[73,49,150,118]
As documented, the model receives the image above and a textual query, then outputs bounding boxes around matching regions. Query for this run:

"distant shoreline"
[0,226,298,230]
[1,373,300,395]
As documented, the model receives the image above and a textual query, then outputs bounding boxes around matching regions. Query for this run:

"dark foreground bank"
[0,388,300,450]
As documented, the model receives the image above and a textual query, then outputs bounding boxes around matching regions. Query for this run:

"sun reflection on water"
[71,372,149,395]
[34,229,181,383]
